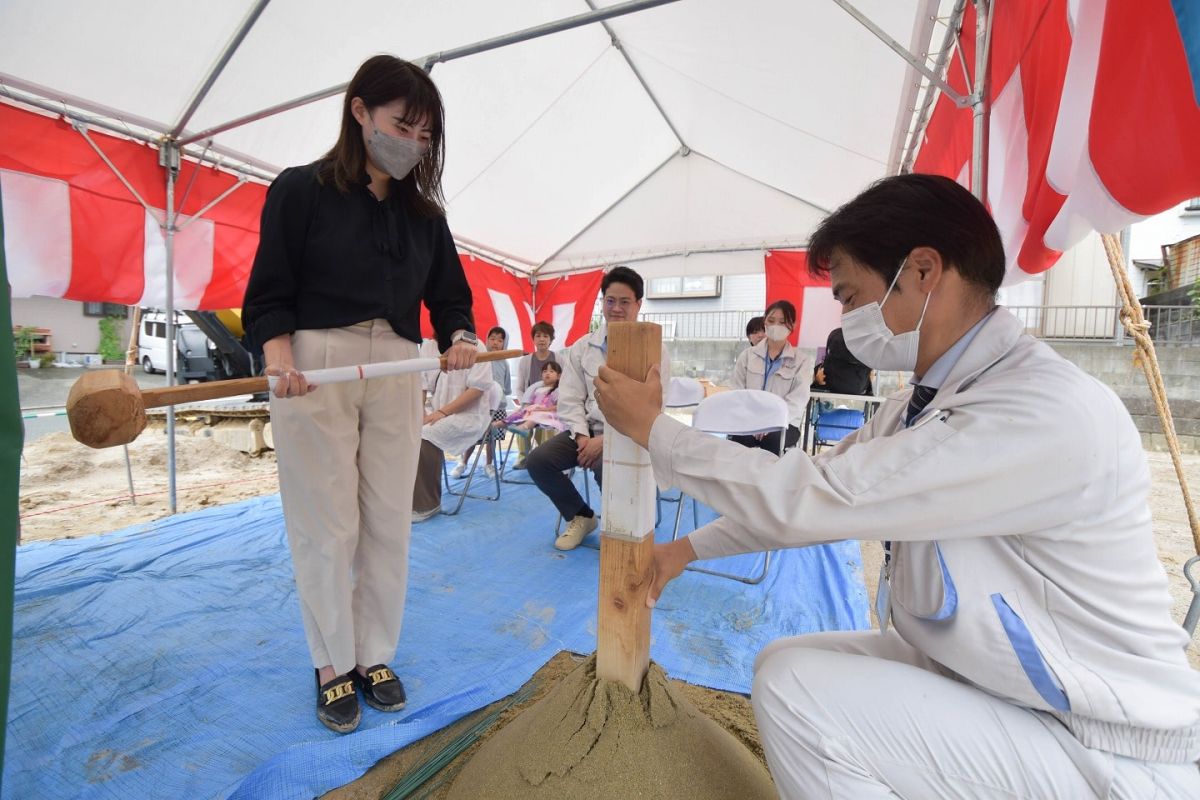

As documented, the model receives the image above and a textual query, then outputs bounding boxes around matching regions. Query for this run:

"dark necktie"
[905,384,938,427]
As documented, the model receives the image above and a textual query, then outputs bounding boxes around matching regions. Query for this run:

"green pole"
[0,179,23,785]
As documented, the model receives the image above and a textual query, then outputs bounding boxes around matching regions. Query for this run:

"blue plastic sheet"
[5,468,868,799]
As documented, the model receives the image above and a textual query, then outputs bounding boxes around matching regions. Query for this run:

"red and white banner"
[0,103,266,309]
[0,102,574,351]
[915,0,1200,283]
[530,269,605,350]
[419,255,535,349]
[763,250,841,349]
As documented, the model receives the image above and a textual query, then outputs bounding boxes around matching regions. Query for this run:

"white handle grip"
[267,357,442,391]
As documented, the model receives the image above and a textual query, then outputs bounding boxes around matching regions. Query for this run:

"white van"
[138,310,218,381]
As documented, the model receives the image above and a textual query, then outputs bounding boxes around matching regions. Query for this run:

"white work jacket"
[558,327,671,439]
[731,340,812,430]
[649,307,1200,765]
[422,344,495,454]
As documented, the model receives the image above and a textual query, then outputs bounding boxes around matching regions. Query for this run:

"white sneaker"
[484,464,497,479]
[449,462,468,479]
[554,514,597,551]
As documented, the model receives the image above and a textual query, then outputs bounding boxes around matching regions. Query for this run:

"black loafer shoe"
[315,670,361,734]
[351,664,407,711]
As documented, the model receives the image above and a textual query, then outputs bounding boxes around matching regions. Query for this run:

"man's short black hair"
[487,326,507,340]
[807,173,1005,301]
[745,316,765,337]
[601,265,644,301]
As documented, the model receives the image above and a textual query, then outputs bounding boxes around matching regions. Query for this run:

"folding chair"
[657,376,706,528]
[441,383,503,516]
[670,389,789,584]
[499,382,555,486]
[809,401,866,453]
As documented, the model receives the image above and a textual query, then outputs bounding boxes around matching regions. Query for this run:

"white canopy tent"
[0,0,962,279]
[1,0,974,511]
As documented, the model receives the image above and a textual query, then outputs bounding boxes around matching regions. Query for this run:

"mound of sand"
[447,655,775,800]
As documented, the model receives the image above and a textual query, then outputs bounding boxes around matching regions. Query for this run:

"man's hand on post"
[593,363,663,449]
[646,538,697,608]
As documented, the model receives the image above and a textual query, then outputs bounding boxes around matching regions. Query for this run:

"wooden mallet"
[66,349,523,449]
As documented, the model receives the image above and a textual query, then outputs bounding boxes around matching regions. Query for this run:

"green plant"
[38,352,55,368]
[12,326,38,362]
[97,316,124,362]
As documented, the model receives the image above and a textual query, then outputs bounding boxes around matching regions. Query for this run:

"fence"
[591,305,1200,344]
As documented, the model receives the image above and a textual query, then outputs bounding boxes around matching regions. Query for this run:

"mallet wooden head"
[67,370,147,449]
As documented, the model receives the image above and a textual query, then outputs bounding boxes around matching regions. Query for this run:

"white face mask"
[765,324,790,343]
[366,121,427,180]
[841,259,932,372]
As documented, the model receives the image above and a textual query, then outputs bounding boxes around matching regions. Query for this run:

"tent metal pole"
[886,0,940,175]
[830,0,969,108]
[900,0,968,173]
[177,0,682,147]
[537,240,810,277]
[176,176,249,232]
[174,140,212,215]
[584,0,687,148]
[161,143,181,514]
[535,148,677,274]
[970,0,993,202]
[170,0,272,138]
[0,85,278,182]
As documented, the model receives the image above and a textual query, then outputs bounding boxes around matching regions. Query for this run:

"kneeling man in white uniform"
[595,174,1200,799]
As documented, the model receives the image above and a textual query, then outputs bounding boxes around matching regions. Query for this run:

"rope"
[1101,233,1200,555]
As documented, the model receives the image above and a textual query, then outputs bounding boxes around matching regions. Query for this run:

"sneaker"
[351,664,407,712]
[449,462,468,479]
[315,670,360,734]
[555,514,598,551]
[512,457,527,471]
[484,464,497,479]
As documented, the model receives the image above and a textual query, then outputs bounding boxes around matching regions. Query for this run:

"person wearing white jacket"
[594,174,1200,798]
[730,298,812,452]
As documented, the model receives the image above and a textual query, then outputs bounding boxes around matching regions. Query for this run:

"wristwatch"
[451,330,478,346]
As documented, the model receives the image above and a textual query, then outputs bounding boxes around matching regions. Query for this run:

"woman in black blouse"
[242,56,476,734]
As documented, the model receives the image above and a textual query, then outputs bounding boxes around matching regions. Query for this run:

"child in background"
[454,326,511,479]
[505,361,564,432]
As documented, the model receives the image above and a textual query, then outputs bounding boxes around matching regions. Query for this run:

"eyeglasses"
[603,297,635,310]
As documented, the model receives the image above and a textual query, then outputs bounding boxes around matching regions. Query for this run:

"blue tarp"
[5,469,868,799]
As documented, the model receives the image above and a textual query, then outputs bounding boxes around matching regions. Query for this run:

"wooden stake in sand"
[597,321,662,692]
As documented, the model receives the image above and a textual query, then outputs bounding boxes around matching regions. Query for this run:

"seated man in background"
[526,265,668,551]
[745,315,766,347]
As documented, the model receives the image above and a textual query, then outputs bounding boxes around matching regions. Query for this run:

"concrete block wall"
[667,338,1200,453]
[1048,344,1200,454]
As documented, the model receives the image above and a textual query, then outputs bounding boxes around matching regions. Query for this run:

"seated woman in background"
[413,343,495,520]
[505,361,564,433]
[730,299,812,453]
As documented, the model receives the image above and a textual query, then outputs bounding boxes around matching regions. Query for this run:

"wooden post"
[597,321,661,692]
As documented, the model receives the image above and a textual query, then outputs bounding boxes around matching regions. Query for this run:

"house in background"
[10,297,131,361]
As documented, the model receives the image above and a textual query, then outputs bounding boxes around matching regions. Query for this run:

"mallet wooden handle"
[138,349,523,410]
